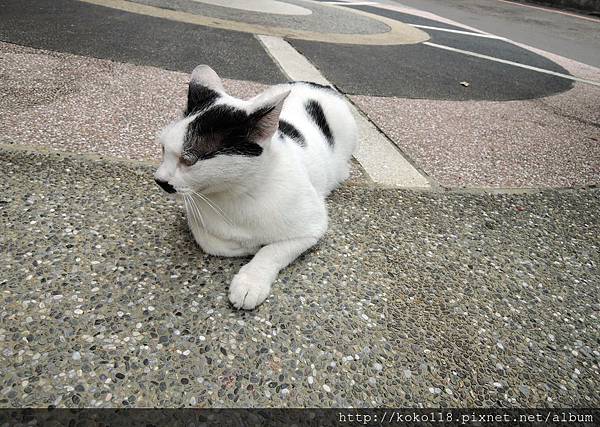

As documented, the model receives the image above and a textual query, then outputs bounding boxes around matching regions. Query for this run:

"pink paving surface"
[351,59,600,189]
[2,42,598,189]
[0,42,370,185]
[0,42,268,163]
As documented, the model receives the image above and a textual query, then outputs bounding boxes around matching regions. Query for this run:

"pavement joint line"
[346,97,438,190]
[408,24,509,40]
[7,142,596,195]
[5,140,597,196]
[424,41,600,87]
[256,34,431,189]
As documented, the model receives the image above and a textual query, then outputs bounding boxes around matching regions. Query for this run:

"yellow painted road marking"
[78,0,428,45]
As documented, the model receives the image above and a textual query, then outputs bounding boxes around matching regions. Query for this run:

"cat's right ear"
[185,65,223,116]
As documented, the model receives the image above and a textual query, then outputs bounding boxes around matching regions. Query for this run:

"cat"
[154,65,358,309]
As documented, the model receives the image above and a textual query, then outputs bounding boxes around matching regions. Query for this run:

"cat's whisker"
[183,195,195,227]
[240,190,258,203]
[183,195,197,229]
[191,191,232,225]
[187,193,206,229]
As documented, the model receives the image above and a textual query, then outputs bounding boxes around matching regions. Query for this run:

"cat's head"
[154,65,289,195]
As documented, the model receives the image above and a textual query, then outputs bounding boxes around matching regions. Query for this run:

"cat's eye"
[180,152,197,167]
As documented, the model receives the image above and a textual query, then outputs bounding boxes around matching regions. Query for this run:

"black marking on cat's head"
[184,84,220,117]
[305,99,334,147]
[180,104,284,165]
[278,120,306,147]
[184,65,225,117]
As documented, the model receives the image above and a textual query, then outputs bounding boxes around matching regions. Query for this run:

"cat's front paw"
[229,270,272,310]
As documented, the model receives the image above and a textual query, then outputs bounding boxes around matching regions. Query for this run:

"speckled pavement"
[350,80,600,189]
[2,0,600,411]
[1,145,599,408]
[349,48,600,189]
[0,42,268,163]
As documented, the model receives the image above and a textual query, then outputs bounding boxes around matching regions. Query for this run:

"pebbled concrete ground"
[1,146,598,408]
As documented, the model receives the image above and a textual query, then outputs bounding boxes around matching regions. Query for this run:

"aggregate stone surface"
[1,146,598,408]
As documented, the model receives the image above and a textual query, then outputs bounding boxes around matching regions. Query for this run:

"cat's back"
[276,82,358,196]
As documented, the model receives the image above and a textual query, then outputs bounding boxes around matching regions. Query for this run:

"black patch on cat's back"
[185,84,220,116]
[182,105,268,165]
[278,120,306,147]
[305,99,333,147]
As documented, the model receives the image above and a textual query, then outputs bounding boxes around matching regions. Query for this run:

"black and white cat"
[155,65,357,309]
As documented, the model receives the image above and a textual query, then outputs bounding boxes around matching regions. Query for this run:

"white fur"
[155,71,358,309]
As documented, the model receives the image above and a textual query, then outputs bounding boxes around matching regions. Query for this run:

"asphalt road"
[291,4,573,100]
[388,0,600,68]
[1,0,576,100]
[0,0,285,83]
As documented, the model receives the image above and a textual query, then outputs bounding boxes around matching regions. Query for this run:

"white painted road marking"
[424,42,600,87]
[256,34,431,188]
[409,25,508,40]
[495,0,600,23]
[256,35,330,85]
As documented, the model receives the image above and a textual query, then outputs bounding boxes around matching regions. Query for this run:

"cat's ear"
[248,89,291,144]
[190,65,224,91]
[185,65,223,115]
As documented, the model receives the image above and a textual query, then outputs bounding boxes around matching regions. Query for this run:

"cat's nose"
[154,178,176,194]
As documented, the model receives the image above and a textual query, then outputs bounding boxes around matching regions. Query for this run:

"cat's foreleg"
[228,236,319,309]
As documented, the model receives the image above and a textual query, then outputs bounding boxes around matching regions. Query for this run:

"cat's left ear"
[249,89,291,144]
